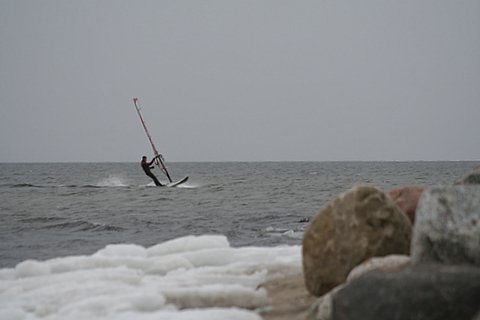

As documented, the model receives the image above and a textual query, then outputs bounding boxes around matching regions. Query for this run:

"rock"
[331,264,480,320]
[302,185,412,296]
[260,273,317,320]
[307,285,344,320]
[387,186,424,224]
[411,186,480,266]
[307,255,410,320]
[346,254,410,282]
[455,166,480,185]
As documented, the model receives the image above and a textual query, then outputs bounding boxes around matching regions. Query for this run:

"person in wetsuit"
[141,155,163,186]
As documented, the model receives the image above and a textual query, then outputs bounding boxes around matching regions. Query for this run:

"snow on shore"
[0,235,301,320]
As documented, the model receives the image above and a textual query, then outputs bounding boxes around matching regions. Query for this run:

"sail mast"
[133,98,173,182]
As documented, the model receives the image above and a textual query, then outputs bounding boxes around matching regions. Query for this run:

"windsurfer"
[141,155,163,186]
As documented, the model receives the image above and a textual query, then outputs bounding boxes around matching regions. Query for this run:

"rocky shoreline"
[260,166,480,320]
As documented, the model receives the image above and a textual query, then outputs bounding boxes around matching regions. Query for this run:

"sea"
[0,161,477,319]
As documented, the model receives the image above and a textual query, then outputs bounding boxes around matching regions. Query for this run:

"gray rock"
[308,255,410,320]
[332,264,480,320]
[307,285,343,320]
[455,166,480,185]
[411,186,480,266]
[474,311,480,320]
[346,254,410,282]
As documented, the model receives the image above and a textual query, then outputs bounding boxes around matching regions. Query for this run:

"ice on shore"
[0,235,301,320]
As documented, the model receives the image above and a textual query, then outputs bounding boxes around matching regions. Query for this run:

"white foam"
[96,176,128,187]
[282,229,304,239]
[265,227,304,239]
[0,235,301,320]
[171,181,199,188]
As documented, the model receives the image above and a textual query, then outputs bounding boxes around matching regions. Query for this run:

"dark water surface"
[0,161,476,268]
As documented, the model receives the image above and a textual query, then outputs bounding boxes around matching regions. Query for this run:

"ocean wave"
[58,184,101,189]
[43,220,125,232]
[3,181,194,189]
[20,216,66,224]
[7,183,44,188]
[4,183,125,189]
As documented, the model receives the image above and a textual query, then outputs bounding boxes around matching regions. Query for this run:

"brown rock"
[302,185,412,296]
[387,186,424,224]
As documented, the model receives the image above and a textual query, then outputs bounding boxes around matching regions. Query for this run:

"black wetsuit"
[141,159,163,186]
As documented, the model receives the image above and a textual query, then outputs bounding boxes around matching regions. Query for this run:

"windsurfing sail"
[133,97,173,183]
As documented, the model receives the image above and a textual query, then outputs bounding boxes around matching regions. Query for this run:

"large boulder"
[455,166,480,185]
[308,255,410,320]
[411,186,480,266]
[387,186,424,224]
[332,264,480,320]
[302,186,412,296]
[346,254,410,282]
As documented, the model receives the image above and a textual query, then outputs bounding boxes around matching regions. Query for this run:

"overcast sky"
[1,1,479,162]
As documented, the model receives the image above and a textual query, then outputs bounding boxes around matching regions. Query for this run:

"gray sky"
[1,0,479,162]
